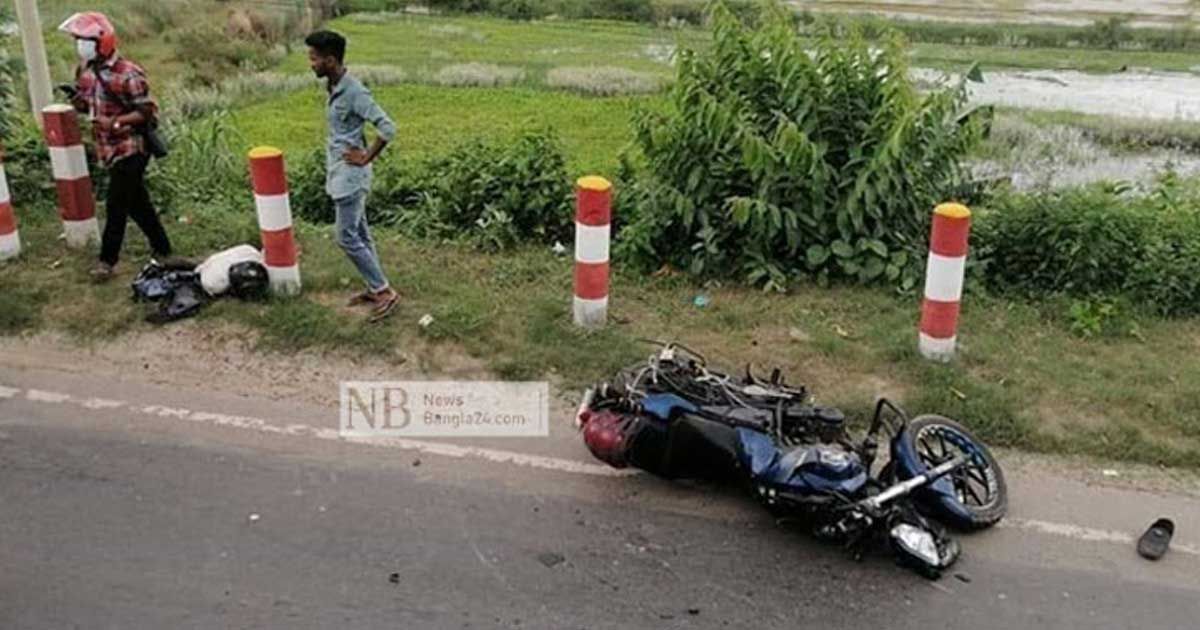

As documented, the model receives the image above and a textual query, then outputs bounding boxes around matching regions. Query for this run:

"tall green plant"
[616,0,987,290]
[0,6,20,140]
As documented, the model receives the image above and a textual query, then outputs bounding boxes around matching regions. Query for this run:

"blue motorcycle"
[576,342,1007,578]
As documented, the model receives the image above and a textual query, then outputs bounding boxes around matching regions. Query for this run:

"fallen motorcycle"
[575,341,1007,578]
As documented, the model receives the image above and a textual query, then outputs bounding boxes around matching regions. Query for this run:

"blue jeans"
[334,191,389,292]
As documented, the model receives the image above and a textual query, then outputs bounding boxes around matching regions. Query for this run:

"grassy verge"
[3,193,1200,468]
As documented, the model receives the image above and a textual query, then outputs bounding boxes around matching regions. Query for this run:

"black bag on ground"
[145,278,206,325]
[131,261,207,324]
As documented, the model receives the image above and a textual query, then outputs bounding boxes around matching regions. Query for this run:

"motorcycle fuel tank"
[736,429,868,496]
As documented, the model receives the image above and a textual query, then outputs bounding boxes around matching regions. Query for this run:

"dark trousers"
[100,153,171,266]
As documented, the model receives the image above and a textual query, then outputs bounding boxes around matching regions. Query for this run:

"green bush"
[615,0,986,291]
[0,5,20,142]
[1,122,54,205]
[399,129,573,250]
[974,177,1200,317]
[292,129,573,251]
[171,25,282,87]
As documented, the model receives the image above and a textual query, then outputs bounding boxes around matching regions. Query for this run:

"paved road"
[2,360,1199,629]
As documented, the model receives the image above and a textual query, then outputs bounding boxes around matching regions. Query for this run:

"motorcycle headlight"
[890,523,941,568]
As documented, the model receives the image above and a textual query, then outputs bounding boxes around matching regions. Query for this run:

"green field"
[233,84,655,174]
[280,14,696,79]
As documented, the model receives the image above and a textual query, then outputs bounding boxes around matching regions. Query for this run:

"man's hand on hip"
[343,147,372,166]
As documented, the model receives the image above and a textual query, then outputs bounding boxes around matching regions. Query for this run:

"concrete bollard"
[0,145,20,261]
[574,176,612,328]
[919,203,972,362]
[42,104,99,248]
[248,146,301,295]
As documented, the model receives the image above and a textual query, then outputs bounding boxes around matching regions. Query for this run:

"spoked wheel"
[904,415,1007,530]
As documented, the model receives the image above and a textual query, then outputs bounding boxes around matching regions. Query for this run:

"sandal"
[90,262,116,283]
[347,290,375,307]
[368,290,400,323]
[1138,518,1175,560]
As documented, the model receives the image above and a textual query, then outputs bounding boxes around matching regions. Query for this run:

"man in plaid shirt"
[61,12,172,281]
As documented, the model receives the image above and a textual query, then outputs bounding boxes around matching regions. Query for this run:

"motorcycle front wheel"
[900,415,1008,531]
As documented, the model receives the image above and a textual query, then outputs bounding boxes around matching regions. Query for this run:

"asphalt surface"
[2,358,1199,629]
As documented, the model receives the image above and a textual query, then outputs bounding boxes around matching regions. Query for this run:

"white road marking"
[26,389,71,403]
[2,384,631,478]
[3,383,1195,553]
[999,518,1199,556]
[80,398,125,410]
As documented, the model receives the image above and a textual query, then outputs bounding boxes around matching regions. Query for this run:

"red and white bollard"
[248,146,301,295]
[574,176,612,328]
[0,145,19,261]
[42,104,99,248]
[919,203,972,362]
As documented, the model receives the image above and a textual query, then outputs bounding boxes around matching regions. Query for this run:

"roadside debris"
[788,327,811,342]
[1137,518,1174,560]
[418,314,435,328]
[551,241,567,256]
[388,572,400,584]
[954,572,972,583]
[692,294,710,308]
[248,513,260,523]
[536,552,565,568]
[1102,469,1120,478]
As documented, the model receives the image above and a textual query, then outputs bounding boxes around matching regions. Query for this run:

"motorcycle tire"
[901,415,1007,531]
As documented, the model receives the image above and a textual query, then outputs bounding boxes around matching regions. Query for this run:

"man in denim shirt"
[305,30,399,322]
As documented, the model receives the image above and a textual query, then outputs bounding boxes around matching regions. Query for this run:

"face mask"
[76,39,98,62]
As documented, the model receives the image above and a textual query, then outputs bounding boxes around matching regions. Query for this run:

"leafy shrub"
[0,5,21,141]
[615,1,986,290]
[292,130,573,251]
[973,177,1200,316]
[2,122,54,204]
[403,130,573,250]
[1066,297,1136,339]
[545,66,664,95]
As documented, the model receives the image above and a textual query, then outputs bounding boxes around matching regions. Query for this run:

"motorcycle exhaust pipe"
[861,455,967,510]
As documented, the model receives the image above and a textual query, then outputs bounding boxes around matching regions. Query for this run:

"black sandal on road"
[1138,518,1174,560]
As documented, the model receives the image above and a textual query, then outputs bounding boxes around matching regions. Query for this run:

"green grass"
[232,83,656,175]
